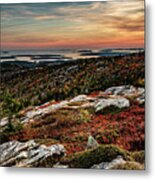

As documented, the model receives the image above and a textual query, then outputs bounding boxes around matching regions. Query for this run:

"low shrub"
[0,121,23,144]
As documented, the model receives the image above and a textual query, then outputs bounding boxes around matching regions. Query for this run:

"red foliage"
[9,103,144,154]
[93,104,144,151]
[88,91,102,97]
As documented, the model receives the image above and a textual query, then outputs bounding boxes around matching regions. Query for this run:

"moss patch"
[61,144,132,168]
[131,150,145,164]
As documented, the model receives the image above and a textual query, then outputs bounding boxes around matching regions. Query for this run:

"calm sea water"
[1,49,95,59]
[1,48,144,61]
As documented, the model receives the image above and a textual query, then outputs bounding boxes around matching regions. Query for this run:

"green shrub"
[0,121,23,144]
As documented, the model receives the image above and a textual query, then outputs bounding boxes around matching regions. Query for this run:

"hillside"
[0,52,145,169]
[0,52,144,118]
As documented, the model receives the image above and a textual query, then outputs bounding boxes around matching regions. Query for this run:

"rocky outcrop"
[0,85,145,128]
[104,85,145,104]
[0,140,65,167]
[20,95,130,124]
[104,85,144,97]
[22,100,69,124]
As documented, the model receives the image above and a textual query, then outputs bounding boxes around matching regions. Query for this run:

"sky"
[1,0,144,50]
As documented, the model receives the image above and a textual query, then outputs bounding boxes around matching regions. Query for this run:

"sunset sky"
[1,0,144,50]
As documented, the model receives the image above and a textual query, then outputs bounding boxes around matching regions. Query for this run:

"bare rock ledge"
[0,140,65,167]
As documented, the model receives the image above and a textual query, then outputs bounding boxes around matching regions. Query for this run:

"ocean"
[0,48,144,63]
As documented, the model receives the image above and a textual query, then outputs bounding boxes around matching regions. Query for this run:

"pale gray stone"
[94,97,130,112]
[87,135,99,149]
[0,140,65,167]
[91,155,126,169]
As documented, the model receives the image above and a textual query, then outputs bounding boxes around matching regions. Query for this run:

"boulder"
[91,155,126,169]
[87,135,99,149]
[94,97,130,113]
[0,140,65,167]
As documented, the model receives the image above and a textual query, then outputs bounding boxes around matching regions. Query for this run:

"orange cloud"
[1,0,144,50]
